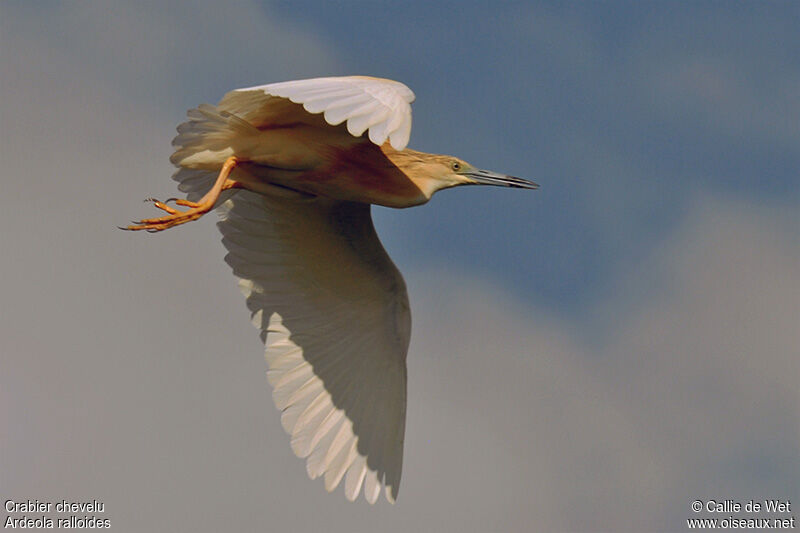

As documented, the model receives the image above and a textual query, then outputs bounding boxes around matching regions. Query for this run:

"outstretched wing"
[217,188,410,504]
[219,76,415,150]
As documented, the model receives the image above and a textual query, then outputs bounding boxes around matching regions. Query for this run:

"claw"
[123,156,239,233]
[139,196,180,215]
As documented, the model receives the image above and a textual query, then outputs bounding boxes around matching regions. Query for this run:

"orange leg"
[125,157,243,232]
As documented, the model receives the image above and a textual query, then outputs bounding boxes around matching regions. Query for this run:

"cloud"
[3,165,796,531]
[0,1,341,105]
[402,197,798,531]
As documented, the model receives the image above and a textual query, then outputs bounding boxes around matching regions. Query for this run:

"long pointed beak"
[464,169,539,189]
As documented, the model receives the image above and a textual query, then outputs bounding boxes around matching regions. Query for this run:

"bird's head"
[388,150,538,199]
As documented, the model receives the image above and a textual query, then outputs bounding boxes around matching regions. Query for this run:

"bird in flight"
[125,76,538,503]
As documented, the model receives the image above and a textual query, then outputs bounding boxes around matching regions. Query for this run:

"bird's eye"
[451,162,461,171]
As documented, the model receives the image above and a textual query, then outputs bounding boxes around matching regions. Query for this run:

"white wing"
[223,76,415,150]
[217,188,410,504]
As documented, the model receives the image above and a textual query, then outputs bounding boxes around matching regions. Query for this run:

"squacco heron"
[125,76,538,504]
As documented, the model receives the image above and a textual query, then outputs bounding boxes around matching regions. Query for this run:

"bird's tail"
[170,104,258,202]
[171,104,257,167]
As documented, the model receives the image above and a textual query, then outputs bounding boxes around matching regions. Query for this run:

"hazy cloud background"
[1,2,797,531]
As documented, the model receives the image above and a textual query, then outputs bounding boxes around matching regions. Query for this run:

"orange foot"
[124,157,242,232]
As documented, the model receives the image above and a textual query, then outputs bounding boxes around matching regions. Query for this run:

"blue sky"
[1,2,797,531]
[267,1,799,315]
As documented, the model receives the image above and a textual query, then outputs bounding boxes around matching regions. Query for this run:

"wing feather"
[225,76,415,150]
[325,439,359,492]
[217,188,410,504]
[364,469,381,504]
[344,455,368,501]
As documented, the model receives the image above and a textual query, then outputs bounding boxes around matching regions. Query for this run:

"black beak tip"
[509,176,540,189]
